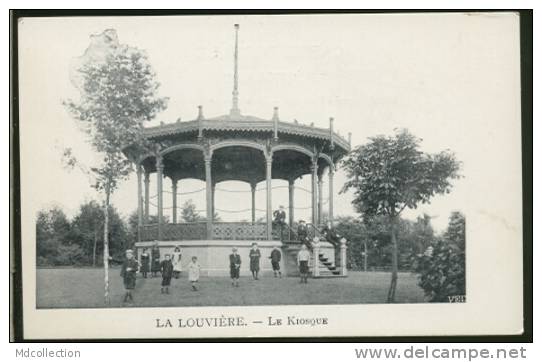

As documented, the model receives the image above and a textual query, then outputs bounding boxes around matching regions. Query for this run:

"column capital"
[144,171,150,182]
[155,155,163,170]
[204,154,213,164]
[265,153,273,165]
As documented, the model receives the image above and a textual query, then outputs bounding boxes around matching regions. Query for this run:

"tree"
[63,29,168,304]
[71,201,128,266]
[180,199,202,222]
[36,206,71,265]
[413,212,466,301]
[341,129,461,302]
[443,211,465,249]
[333,216,366,270]
[70,200,103,266]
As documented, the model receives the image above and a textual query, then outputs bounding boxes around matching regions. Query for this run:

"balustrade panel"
[212,222,267,240]
[140,224,159,241]
[162,222,207,240]
[140,222,272,241]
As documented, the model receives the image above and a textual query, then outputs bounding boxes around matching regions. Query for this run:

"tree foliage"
[70,201,128,264]
[181,199,202,222]
[413,212,466,302]
[36,206,71,266]
[335,214,436,272]
[342,130,461,217]
[63,29,168,304]
[36,202,128,266]
[64,30,168,194]
[341,129,461,302]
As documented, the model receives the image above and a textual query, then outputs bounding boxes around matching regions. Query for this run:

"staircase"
[315,252,342,277]
[281,242,344,278]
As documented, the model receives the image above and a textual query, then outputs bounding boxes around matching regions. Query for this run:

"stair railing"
[281,223,299,243]
[307,223,325,242]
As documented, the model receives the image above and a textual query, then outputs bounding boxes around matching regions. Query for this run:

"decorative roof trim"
[143,118,350,151]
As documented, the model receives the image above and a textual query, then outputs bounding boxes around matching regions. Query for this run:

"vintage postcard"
[14,12,525,339]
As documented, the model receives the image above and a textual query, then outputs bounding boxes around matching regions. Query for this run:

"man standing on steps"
[321,221,342,268]
[297,244,311,284]
[269,245,282,278]
[273,205,287,240]
[297,220,309,247]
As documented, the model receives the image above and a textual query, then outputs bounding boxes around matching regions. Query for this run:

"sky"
[18,13,521,232]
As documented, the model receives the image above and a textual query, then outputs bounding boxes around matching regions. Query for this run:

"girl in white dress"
[188,256,201,291]
[172,246,182,279]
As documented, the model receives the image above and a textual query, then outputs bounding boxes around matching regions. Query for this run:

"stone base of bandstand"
[135,240,283,277]
[135,240,336,277]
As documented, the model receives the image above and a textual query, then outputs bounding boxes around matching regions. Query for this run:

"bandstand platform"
[123,24,350,277]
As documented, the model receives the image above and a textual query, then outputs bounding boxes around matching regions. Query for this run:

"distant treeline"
[36,199,203,267]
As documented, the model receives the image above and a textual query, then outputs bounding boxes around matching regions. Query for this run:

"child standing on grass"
[140,248,150,278]
[172,246,182,279]
[249,243,261,280]
[160,254,174,294]
[151,243,161,277]
[120,249,139,304]
[188,256,201,291]
[297,244,311,284]
[269,245,282,278]
[229,247,241,287]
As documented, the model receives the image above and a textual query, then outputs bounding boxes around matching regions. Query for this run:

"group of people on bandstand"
[273,205,343,252]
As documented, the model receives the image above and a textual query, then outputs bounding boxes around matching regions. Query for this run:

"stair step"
[312,274,347,279]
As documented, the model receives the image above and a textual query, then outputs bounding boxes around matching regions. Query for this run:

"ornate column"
[251,183,256,223]
[144,171,150,222]
[328,165,334,226]
[265,153,273,240]
[310,159,318,226]
[288,178,294,228]
[156,156,164,240]
[340,237,348,276]
[211,184,216,220]
[171,178,178,224]
[136,165,143,243]
[317,174,324,226]
[205,154,213,239]
[312,240,320,277]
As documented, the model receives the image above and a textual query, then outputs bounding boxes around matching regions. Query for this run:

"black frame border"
[9,9,533,343]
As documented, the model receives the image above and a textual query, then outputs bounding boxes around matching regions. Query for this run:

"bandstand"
[124,25,350,277]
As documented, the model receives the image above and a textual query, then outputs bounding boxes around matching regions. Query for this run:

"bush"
[53,244,87,266]
[412,239,465,302]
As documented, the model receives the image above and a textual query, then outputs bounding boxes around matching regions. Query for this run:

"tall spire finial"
[230,24,241,116]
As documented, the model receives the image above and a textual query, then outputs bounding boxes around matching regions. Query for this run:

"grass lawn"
[36,268,426,308]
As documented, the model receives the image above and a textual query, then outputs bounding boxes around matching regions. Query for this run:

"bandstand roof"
[125,24,351,185]
[143,116,350,152]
